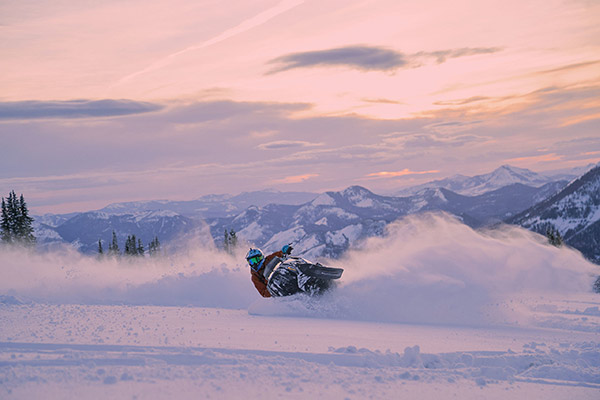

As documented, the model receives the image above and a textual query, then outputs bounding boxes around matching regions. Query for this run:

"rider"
[246,244,293,297]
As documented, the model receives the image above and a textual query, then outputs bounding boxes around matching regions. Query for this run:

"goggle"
[247,255,263,269]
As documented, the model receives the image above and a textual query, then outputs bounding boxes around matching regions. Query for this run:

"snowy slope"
[510,165,600,263]
[1,214,599,399]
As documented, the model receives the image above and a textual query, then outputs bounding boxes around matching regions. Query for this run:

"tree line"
[98,231,162,257]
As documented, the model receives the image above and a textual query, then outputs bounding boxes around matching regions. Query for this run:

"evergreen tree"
[98,239,104,255]
[6,191,18,241]
[1,191,35,246]
[124,235,131,255]
[16,194,35,245]
[125,234,136,256]
[546,226,563,247]
[148,236,161,256]
[0,198,11,243]
[108,231,120,256]
[223,228,239,254]
[593,276,600,294]
[229,229,238,250]
[224,229,230,253]
[137,238,144,256]
[124,234,145,256]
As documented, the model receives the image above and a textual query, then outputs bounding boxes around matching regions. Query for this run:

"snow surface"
[1,214,599,399]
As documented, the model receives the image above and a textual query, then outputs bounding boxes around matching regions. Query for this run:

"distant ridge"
[395,165,576,197]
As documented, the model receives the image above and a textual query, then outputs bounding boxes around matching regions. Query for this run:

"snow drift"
[251,213,599,326]
[1,213,598,327]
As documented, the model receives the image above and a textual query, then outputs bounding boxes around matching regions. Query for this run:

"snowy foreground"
[1,215,599,399]
[1,298,600,399]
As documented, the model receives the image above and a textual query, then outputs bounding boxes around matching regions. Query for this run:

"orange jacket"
[250,251,284,298]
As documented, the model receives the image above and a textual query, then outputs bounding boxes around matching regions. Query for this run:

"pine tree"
[148,236,161,256]
[223,229,230,253]
[125,234,136,256]
[594,276,600,294]
[229,229,238,250]
[137,238,144,256]
[546,226,563,247]
[98,239,104,255]
[0,198,11,243]
[1,191,35,246]
[108,231,119,256]
[16,194,35,245]
[124,234,144,256]
[124,235,131,255]
[6,191,18,241]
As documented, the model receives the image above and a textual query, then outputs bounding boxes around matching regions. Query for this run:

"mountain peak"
[396,164,555,197]
[340,186,377,208]
[342,185,373,196]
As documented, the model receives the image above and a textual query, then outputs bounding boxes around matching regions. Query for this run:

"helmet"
[245,248,264,271]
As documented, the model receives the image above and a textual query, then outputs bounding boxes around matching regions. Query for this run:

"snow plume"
[251,213,598,327]
[0,243,256,308]
[1,213,598,327]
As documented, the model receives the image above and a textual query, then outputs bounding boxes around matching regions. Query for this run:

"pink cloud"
[367,169,440,178]
[271,174,319,184]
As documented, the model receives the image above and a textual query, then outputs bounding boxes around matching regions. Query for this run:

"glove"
[282,244,293,255]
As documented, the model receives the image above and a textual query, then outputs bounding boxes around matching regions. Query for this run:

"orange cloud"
[271,173,319,184]
[505,153,563,163]
[367,169,439,178]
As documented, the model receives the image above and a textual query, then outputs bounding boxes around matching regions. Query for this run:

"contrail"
[114,0,304,86]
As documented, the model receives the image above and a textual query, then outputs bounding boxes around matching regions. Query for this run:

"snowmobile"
[264,255,343,297]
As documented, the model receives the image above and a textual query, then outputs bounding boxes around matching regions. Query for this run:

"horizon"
[27,162,597,216]
[1,0,599,214]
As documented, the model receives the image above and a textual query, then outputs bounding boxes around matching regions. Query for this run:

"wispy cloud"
[383,132,487,148]
[257,140,323,150]
[536,60,600,75]
[366,169,439,179]
[268,45,502,74]
[505,153,563,164]
[268,45,407,74]
[271,173,319,184]
[0,100,162,120]
[434,96,490,106]
[116,0,305,85]
[362,98,405,105]
[412,47,503,64]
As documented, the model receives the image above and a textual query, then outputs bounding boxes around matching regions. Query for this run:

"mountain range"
[394,164,590,196]
[32,164,600,263]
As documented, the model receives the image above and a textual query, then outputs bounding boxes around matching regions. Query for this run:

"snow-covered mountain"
[48,210,211,253]
[33,166,578,258]
[98,189,318,218]
[396,165,570,197]
[209,183,566,259]
[509,165,600,263]
[212,185,442,258]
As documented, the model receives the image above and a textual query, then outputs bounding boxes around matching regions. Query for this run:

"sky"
[0,0,599,214]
